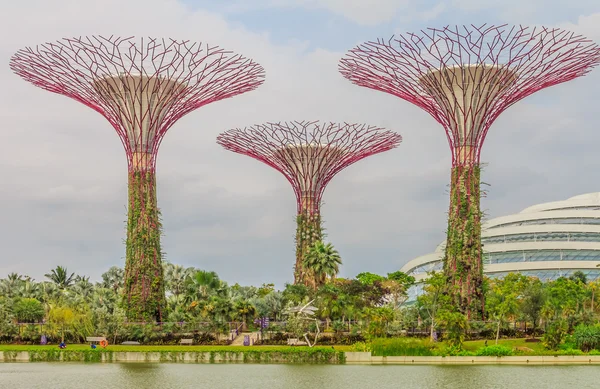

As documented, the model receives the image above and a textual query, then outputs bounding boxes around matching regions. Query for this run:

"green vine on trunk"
[123,170,166,322]
[294,211,323,286]
[443,164,484,320]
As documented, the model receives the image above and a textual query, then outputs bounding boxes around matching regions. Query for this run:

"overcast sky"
[0,0,599,288]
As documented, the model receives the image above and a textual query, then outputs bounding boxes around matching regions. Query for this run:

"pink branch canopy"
[217,120,402,214]
[339,24,600,165]
[10,36,266,170]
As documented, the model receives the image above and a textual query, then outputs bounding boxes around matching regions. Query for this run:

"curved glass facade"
[490,217,600,229]
[482,232,600,244]
[402,193,600,302]
[485,249,600,264]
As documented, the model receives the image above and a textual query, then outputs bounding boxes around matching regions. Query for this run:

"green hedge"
[0,347,345,364]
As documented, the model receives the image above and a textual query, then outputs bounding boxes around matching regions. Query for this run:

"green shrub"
[370,338,435,356]
[561,348,584,355]
[573,324,600,352]
[588,349,600,355]
[351,342,371,352]
[475,345,513,357]
[543,319,568,350]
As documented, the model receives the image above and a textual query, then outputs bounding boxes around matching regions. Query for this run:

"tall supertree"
[10,36,265,321]
[217,121,401,285]
[339,25,600,319]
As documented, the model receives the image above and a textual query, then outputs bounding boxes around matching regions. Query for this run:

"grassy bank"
[0,344,352,352]
[0,344,347,364]
[357,338,600,357]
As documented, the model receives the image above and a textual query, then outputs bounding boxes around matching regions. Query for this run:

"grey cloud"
[0,0,599,288]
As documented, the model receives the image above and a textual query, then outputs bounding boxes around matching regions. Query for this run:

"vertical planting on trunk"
[123,170,165,322]
[295,211,323,285]
[443,164,484,320]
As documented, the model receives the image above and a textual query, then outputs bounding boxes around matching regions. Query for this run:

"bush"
[558,348,584,355]
[543,319,568,350]
[370,338,435,357]
[475,345,513,357]
[351,341,371,352]
[573,324,600,352]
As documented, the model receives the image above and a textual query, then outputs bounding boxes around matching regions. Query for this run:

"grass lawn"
[0,344,353,352]
[463,338,547,354]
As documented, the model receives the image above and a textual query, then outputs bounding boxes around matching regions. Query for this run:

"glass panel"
[490,218,600,229]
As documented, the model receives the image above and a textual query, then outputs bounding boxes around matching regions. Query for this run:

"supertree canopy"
[10,36,265,321]
[339,24,600,319]
[217,121,401,285]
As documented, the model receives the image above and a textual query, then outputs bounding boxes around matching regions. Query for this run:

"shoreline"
[2,350,600,365]
[345,352,600,365]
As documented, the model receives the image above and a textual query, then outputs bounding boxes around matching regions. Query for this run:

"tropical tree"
[235,300,257,327]
[13,298,45,323]
[45,266,76,290]
[303,241,342,288]
[188,270,221,301]
[101,266,124,292]
[164,264,193,298]
[487,274,530,343]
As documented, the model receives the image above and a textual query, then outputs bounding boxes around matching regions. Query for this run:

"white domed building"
[402,193,600,301]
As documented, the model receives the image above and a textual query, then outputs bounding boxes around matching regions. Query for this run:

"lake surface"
[1,363,599,388]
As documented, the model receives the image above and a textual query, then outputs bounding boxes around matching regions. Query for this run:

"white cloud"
[558,13,600,41]
[290,0,410,25]
[0,1,599,287]
[221,0,411,25]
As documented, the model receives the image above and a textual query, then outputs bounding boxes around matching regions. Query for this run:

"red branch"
[217,121,402,214]
[339,24,600,166]
[10,36,266,171]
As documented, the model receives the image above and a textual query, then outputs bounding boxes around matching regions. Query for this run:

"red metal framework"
[10,36,266,171]
[339,24,600,166]
[216,121,402,215]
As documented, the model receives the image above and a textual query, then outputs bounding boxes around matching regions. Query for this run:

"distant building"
[402,193,600,301]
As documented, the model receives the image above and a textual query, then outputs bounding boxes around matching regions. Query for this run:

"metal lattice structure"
[217,120,401,285]
[10,36,265,321]
[339,24,600,319]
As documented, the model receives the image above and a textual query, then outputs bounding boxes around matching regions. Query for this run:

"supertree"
[339,24,600,319]
[10,36,265,321]
[216,121,401,285]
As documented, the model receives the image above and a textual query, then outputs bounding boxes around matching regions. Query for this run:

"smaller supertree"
[217,121,401,285]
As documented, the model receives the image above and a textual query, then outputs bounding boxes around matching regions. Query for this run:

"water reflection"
[0,363,599,389]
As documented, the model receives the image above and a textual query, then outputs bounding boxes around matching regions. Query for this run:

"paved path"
[230,332,259,346]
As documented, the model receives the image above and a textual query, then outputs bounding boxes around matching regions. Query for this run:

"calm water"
[1,363,599,388]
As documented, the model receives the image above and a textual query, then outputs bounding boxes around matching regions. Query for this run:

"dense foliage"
[124,170,165,322]
[413,271,600,352]
[1,262,598,355]
[295,212,323,286]
[443,164,484,320]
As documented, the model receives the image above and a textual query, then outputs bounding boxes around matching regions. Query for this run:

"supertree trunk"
[443,164,484,320]
[294,210,323,286]
[123,170,165,321]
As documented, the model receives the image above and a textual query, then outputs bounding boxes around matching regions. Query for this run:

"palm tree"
[235,300,257,327]
[303,241,342,289]
[0,273,24,298]
[164,264,193,297]
[101,266,124,293]
[44,266,76,290]
[189,270,221,300]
